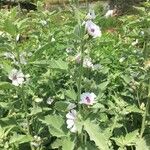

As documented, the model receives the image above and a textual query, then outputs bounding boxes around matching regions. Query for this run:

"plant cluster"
[0,1,150,150]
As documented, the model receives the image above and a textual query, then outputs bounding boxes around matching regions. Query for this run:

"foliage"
[0,1,150,150]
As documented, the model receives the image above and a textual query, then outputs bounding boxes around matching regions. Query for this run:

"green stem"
[140,99,149,138]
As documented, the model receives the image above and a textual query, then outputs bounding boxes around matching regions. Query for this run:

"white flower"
[80,92,96,105]
[85,20,102,38]
[47,97,54,105]
[4,52,15,60]
[105,10,114,18]
[66,48,73,53]
[93,64,102,70]
[8,69,25,86]
[85,9,96,20]
[19,52,27,65]
[16,34,20,42]
[51,37,55,42]
[40,20,47,26]
[83,57,93,68]
[119,57,125,63]
[67,103,76,110]
[31,136,41,147]
[66,109,77,133]
[132,39,138,46]
[34,97,43,103]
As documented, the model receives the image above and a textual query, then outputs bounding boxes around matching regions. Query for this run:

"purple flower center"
[13,75,17,80]
[85,96,91,103]
[91,28,95,32]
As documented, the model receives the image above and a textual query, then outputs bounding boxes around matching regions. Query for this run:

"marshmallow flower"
[105,10,114,18]
[85,20,101,38]
[66,109,77,133]
[8,69,25,86]
[83,57,93,69]
[85,9,96,20]
[80,92,96,105]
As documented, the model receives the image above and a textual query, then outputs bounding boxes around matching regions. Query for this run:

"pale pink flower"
[80,92,96,105]
[83,57,93,68]
[66,109,77,133]
[8,69,25,86]
[85,20,102,38]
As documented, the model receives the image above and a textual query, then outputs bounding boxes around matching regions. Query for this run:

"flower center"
[91,28,95,32]
[85,96,91,103]
[13,75,17,80]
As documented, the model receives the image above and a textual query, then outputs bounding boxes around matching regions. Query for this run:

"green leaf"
[0,82,14,90]
[9,134,32,144]
[3,19,17,36]
[124,130,139,146]
[0,102,9,109]
[84,120,109,150]
[65,89,77,101]
[40,115,67,137]
[61,137,75,150]
[31,43,51,60]
[54,101,68,112]
[31,59,68,70]
[121,75,132,84]
[99,81,109,91]
[136,137,150,150]
[51,137,75,150]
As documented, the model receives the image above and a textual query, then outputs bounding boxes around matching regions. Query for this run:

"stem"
[140,99,149,138]
[111,115,118,134]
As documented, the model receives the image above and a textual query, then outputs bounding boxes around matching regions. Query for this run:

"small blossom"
[8,69,25,86]
[80,92,96,105]
[34,97,43,103]
[83,57,93,68]
[132,39,138,46]
[4,52,15,60]
[46,97,54,105]
[31,136,42,148]
[51,37,55,42]
[19,52,27,65]
[66,48,73,53]
[85,20,102,38]
[40,20,47,26]
[66,109,77,133]
[119,57,125,63]
[85,9,96,20]
[16,34,20,42]
[93,64,102,70]
[105,10,114,18]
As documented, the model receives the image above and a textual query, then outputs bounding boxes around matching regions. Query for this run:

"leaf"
[99,81,109,91]
[121,75,132,84]
[31,59,68,70]
[124,130,139,146]
[3,19,17,36]
[51,137,75,150]
[54,101,68,112]
[0,102,9,109]
[84,120,109,150]
[65,89,77,101]
[136,137,150,150]
[31,43,51,60]
[61,137,75,150]
[9,134,32,144]
[0,82,14,90]
[39,115,67,137]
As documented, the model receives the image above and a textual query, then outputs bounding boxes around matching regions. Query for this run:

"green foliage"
[0,1,150,150]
